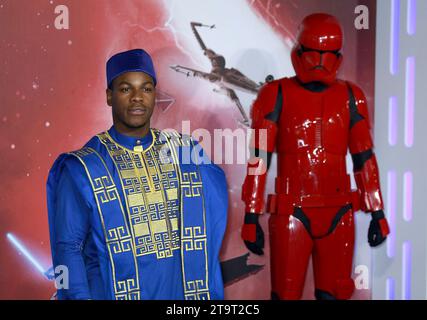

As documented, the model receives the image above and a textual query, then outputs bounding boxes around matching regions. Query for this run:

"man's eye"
[120,87,130,93]
[143,87,153,93]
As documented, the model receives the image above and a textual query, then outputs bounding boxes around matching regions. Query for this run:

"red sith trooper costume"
[241,13,390,300]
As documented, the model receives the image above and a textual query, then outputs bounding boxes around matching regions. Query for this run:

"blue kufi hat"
[106,48,157,88]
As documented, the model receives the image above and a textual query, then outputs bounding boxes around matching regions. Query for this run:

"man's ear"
[106,88,112,106]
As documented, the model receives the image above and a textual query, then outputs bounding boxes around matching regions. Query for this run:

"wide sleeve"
[47,156,92,299]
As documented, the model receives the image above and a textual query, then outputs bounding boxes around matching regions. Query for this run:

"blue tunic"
[47,126,227,300]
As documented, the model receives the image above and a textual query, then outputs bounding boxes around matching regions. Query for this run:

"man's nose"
[131,90,144,102]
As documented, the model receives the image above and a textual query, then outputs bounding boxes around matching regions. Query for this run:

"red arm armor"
[348,82,384,212]
[242,80,281,213]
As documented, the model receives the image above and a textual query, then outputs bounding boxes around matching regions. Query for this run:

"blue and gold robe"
[46,126,228,300]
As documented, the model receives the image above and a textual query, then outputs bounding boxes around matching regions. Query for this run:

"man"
[241,14,390,300]
[47,49,228,300]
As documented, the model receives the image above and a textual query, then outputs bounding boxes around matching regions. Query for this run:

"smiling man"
[46,49,228,300]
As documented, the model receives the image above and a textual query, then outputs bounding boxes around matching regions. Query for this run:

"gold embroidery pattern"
[184,280,210,300]
[108,226,133,254]
[115,279,141,300]
[181,172,202,198]
[163,133,210,300]
[93,176,118,203]
[69,148,141,300]
[73,148,94,157]
[167,130,191,147]
[182,226,206,251]
[98,131,181,260]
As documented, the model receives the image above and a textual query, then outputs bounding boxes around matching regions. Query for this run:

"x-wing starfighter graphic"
[170,22,263,126]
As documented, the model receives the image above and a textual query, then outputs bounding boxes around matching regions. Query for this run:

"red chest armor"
[276,78,351,197]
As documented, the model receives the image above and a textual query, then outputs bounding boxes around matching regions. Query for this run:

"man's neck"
[113,124,150,138]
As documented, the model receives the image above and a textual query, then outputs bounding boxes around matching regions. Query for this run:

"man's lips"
[128,106,147,115]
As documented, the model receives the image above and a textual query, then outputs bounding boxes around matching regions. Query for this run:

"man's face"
[106,71,155,134]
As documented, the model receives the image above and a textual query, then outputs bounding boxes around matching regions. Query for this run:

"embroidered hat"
[106,48,157,88]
